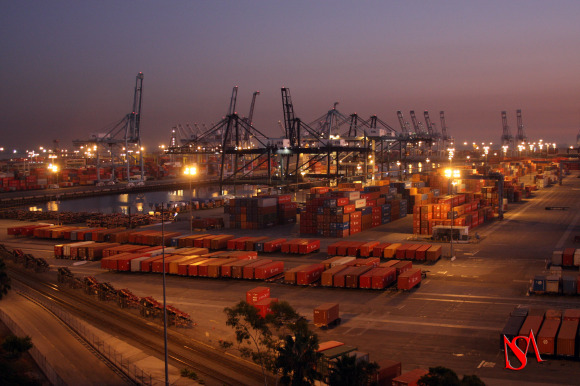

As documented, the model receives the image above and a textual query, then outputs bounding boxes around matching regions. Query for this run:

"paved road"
[2,171,580,385]
[0,292,130,386]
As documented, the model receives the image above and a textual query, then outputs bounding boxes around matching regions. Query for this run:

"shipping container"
[500,315,526,349]
[316,341,344,352]
[243,260,273,280]
[557,319,579,357]
[546,275,560,294]
[552,251,563,266]
[344,266,372,288]
[246,287,270,305]
[284,264,312,284]
[394,260,413,276]
[372,267,397,289]
[563,309,580,321]
[263,238,287,253]
[518,315,544,351]
[373,242,391,258]
[296,264,325,285]
[537,318,561,355]
[254,297,278,318]
[392,368,429,386]
[187,258,213,276]
[313,303,340,328]
[359,241,380,257]
[562,248,575,267]
[371,359,401,386]
[397,268,422,290]
[383,243,402,258]
[207,258,239,278]
[177,257,205,275]
[254,261,284,280]
[426,245,442,261]
[415,244,431,261]
[321,265,349,287]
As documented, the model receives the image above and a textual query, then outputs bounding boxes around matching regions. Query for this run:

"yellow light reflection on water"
[47,201,59,211]
[119,194,129,203]
[136,202,143,212]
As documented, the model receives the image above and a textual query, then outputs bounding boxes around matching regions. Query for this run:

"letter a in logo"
[504,331,545,370]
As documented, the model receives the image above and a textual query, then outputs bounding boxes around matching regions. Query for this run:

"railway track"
[8,267,270,386]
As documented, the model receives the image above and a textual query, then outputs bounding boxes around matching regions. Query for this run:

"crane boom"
[423,111,434,135]
[247,91,260,125]
[501,111,513,146]
[227,86,238,116]
[396,111,407,133]
[409,110,422,134]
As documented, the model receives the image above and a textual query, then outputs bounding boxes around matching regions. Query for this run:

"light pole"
[445,168,460,260]
[184,166,197,233]
[49,163,59,187]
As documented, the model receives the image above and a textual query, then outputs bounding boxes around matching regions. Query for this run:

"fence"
[8,283,156,385]
[0,307,66,386]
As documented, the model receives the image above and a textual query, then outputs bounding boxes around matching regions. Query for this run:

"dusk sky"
[2,1,580,152]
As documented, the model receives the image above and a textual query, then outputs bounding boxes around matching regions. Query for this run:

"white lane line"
[354,316,499,332]
[555,209,580,249]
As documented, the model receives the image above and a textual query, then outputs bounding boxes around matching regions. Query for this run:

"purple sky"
[2,1,579,152]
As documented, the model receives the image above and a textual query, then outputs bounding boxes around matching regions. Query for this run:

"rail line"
[8,268,269,386]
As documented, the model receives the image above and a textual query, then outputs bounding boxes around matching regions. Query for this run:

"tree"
[328,354,379,386]
[276,318,321,386]
[222,300,321,385]
[2,335,33,359]
[418,367,485,386]
[0,257,11,300]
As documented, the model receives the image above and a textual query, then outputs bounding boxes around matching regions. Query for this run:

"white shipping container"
[342,191,360,200]
[258,197,278,207]
[131,255,154,272]
[546,275,560,293]
[352,198,366,208]
[574,251,580,267]
[63,241,95,258]
[552,251,563,266]
[330,256,357,267]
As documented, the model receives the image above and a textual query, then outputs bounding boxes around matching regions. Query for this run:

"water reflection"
[27,185,244,214]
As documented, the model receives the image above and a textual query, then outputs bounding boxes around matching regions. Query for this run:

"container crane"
[439,111,450,141]
[409,110,423,135]
[515,109,527,143]
[501,111,513,147]
[396,111,408,134]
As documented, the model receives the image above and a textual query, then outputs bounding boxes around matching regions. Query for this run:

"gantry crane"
[515,109,527,143]
[501,111,513,147]
[73,72,145,184]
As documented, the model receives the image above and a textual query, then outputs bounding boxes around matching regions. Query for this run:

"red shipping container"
[263,238,287,252]
[243,259,273,279]
[328,241,347,255]
[221,259,254,277]
[396,244,413,259]
[557,319,579,356]
[177,257,204,276]
[347,242,366,256]
[563,309,580,321]
[537,318,561,355]
[563,248,575,266]
[372,267,397,289]
[254,261,284,280]
[415,244,431,261]
[299,239,320,254]
[392,369,428,386]
[186,258,211,276]
[246,287,270,305]
[333,266,359,287]
[397,268,422,290]
[228,237,250,250]
[296,264,325,285]
[360,241,379,257]
[373,242,391,257]
[358,270,375,289]
[254,298,278,318]
[405,244,421,259]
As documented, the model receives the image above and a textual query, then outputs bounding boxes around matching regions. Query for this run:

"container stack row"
[327,241,441,262]
[225,195,296,229]
[500,307,580,358]
[300,183,407,238]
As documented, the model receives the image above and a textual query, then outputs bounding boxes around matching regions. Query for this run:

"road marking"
[354,316,498,332]
[477,360,496,368]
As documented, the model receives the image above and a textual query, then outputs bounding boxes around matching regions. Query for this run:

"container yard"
[2,157,580,386]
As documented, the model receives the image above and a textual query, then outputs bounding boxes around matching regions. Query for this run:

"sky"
[1,0,580,152]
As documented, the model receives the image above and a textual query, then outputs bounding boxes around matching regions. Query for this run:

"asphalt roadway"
[1,171,580,385]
